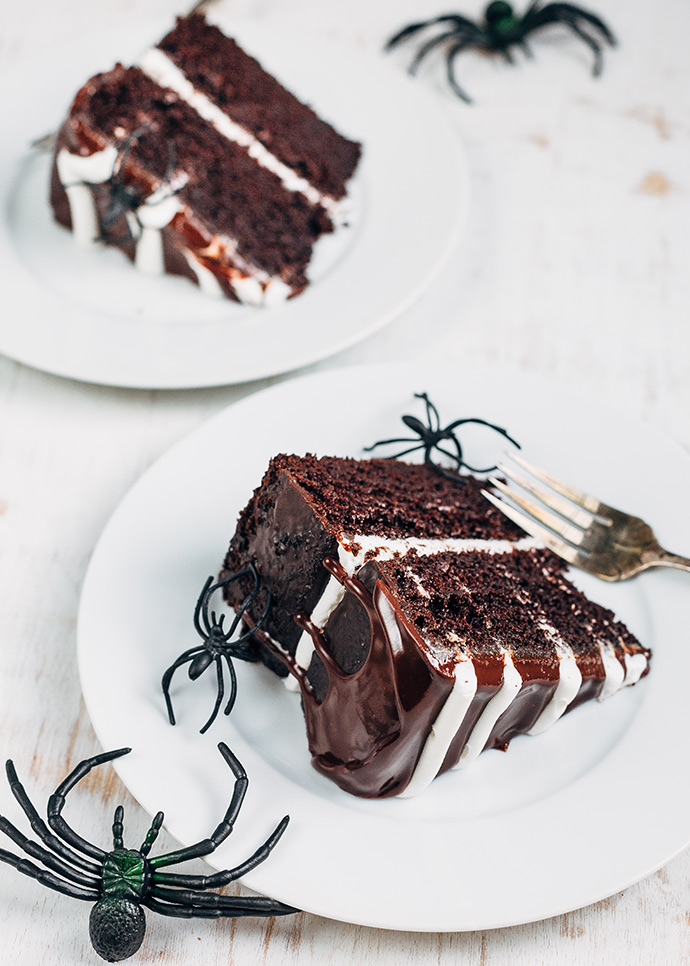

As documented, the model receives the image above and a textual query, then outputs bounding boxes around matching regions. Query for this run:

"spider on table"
[0,743,295,962]
[386,1,617,102]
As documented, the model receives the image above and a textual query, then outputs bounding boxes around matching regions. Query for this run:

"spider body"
[365,392,520,478]
[0,743,295,962]
[162,564,271,734]
[386,1,617,102]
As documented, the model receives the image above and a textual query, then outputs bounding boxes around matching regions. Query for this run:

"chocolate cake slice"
[50,10,361,304]
[221,455,651,798]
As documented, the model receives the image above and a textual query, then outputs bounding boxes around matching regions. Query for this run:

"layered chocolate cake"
[221,455,651,798]
[50,9,361,305]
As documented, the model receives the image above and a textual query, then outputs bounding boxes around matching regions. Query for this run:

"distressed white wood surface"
[1,0,689,962]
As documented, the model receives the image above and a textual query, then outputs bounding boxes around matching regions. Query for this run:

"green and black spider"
[386,1,617,102]
[365,392,520,480]
[0,743,295,962]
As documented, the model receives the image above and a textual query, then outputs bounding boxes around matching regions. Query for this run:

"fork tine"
[481,489,586,567]
[487,477,590,548]
[507,452,612,517]
[495,462,603,532]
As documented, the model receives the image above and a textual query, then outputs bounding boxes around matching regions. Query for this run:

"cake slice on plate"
[221,454,650,799]
[50,9,361,304]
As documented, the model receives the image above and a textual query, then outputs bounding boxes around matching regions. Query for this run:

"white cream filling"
[399,658,477,798]
[180,251,224,297]
[597,641,627,700]
[376,591,404,656]
[137,46,345,220]
[454,650,523,770]
[528,640,582,736]
[290,535,540,673]
[623,651,648,686]
[56,146,120,243]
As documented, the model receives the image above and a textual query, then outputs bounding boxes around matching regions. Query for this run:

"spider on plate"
[0,743,295,962]
[385,1,617,102]
[162,564,271,735]
[365,392,520,479]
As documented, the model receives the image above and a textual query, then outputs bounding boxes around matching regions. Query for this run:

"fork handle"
[648,548,690,573]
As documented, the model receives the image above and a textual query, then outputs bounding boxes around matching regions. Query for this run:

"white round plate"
[78,363,690,931]
[0,24,466,388]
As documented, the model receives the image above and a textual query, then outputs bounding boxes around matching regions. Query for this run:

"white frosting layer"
[528,639,582,735]
[623,651,648,686]
[291,534,540,671]
[56,146,119,243]
[454,650,523,770]
[597,641,627,700]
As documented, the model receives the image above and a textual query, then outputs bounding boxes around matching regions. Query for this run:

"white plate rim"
[77,362,690,931]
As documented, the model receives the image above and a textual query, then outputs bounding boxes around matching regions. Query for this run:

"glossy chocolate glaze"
[222,472,338,675]
[260,557,453,798]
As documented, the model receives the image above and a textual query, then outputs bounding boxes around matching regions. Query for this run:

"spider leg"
[433,442,465,467]
[222,654,238,717]
[417,392,442,434]
[236,580,272,648]
[229,577,260,633]
[383,443,431,461]
[363,435,417,452]
[519,39,534,59]
[47,748,131,862]
[145,894,297,919]
[150,743,252,870]
[386,19,435,50]
[112,804,124,850]
[112,126,146,180]
[390,13,481,49]
[162,647,207,726]
[150,884,296,915]
[0,847,99,900]
[140,811,164,856]
[534,3,616,45]
[560,19,605,76]
[409,29,471,76]
[194,576,214,639]
[446,39,476,103]
[198,656,225,735]
[443,417,521,449]
[5,761,102,875]
[152,814,289,889]
[0,816,100,889]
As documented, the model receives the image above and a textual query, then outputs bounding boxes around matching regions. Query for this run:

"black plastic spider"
[364,392,520,479]
[162,564,270,735]
[386,1,616,102]
[64,129,185,244]
[0,743,295,962]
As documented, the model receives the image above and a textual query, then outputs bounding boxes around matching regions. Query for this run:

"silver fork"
[482,452,690,581]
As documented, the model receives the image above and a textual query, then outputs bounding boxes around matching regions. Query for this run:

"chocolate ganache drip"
[261,557,452,798]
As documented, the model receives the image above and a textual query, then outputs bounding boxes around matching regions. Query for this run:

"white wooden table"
[1,0,689,962]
